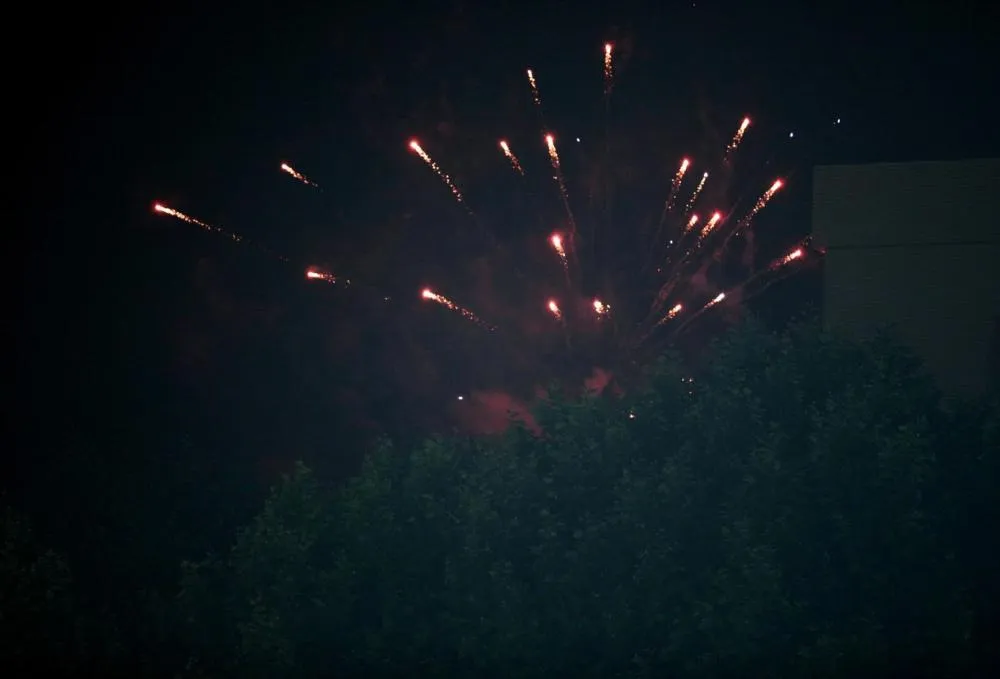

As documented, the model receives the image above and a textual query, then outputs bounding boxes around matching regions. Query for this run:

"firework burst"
[154,40,821,403]
[389,50,817,378]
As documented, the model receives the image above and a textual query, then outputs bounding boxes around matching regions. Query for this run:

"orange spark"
[550,232,566,257]
[153,202,242,243]
[685,171,708,213]
[305,267,341,284]
[700,211,723,239]
[280,162,318,188]
[421,288,491,329]
[550,232,570,280]
[725,117,751,157]
[706,292,726,309]
[545,134,561,170]
[526,68,541,107]
[153,203,210,229]
[544,134,577,233]
[603,42,614,95]
[593,298,610,317]
[685,213,700,233]
[771,247,804,269]
[547,299,562,320]
[739,178,784,228]
[408,139,466,205]
[654,302,684,327]
[498,139,524,175]
[664,157,692,212]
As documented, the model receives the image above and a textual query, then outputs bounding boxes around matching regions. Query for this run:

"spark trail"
[546,299,562,321]
[725,117,751,160]
[545,133,578,236]
[772,246,804,268]
[305,267,348,285]
[705,292,726,309]
[646,210,723,320]
[739,245,807,290]
[685,172,708,214]
[657,303,684,327]
[671,292,727,336]
[710,178,786,262]
[672,245,812,336]
[603,43,615,96]
[699,211,723,240]
[633,301,684,350]
[157,207,359,296]
[280,162,319,188]
[659,157,691,229]
[153,203,227,235]
[153,202,290,262]
[739,178,783,229]
[152,202,248,250]
[739,245,814,303]
[421,288,494,330]
[499,140,525,175]
[526,68,542,108]
[549,232,570,282]
[409,140,469,209]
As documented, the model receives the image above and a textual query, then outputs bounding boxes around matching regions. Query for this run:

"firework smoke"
[155,39,819,438]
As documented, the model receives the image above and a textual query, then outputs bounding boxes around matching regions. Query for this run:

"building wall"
[812,158,1000,395]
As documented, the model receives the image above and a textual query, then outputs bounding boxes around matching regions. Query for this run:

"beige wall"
[813,159,1000,394]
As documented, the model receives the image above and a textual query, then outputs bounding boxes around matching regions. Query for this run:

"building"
[812,158,1000,395]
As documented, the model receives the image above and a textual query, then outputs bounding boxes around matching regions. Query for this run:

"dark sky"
[11,0,998,481]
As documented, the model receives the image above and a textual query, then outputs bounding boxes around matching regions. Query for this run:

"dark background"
[7,0,998,593]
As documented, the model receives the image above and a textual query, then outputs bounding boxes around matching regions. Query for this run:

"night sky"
[11,1,998,485]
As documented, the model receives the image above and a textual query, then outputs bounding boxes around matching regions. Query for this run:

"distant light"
[628,411,636,420]
[576,137,581,142]
[457,395,464,401]
[835,117,841,124]
[668,239,674,245]
[788,131,795,138]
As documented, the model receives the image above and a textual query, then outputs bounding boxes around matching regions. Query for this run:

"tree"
[1,506,77,673]
[175,320,996,677]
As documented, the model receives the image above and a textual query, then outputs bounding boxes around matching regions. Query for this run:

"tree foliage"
[1,507,77,672]
[169,320,998,677]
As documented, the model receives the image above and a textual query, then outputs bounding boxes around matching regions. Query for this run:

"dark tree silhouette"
[167,321,999,677]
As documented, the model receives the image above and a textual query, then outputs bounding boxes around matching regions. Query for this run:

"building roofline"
[815,157,999,171]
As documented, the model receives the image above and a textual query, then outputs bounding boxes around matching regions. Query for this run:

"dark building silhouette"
[812,158,1000,395]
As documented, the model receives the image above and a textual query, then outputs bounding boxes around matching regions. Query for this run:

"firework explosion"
[153,40,820,407]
